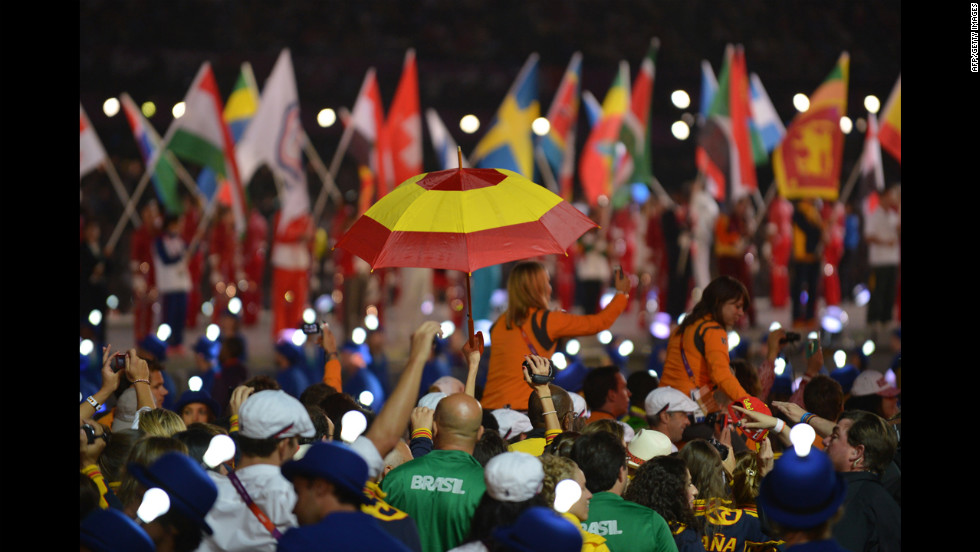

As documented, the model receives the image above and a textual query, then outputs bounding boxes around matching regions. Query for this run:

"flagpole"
[838,159,863,206]
[106,127,177,252]
[304,130,343,220]
[534,148,560,194]
[312,107,357,224]
[106,164,156,253]
[101,158,142,227]
[752,180,778,238]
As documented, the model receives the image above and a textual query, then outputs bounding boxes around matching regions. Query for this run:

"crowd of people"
[80,158,901,551]
[80,248,900,552]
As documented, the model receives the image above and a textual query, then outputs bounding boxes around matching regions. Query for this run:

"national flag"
[197,62,260,201]
[379,49,423,193]
[236,49,309,231]
[120,93,182,215]
[470,53,540,178]
[696,45,739,202]
[346,68,385,214]
[581,90,603,129]
[728,45,757,194]
[537,52,582,202]
[748,72,786,161]
[578,60,630,207]
[773,52,850,201]
[614,38,659,208]
[859,111,885,197]
[80,103,107,179]
[878,75,901,163]
[699,60,718,120]
[154,62,247,234]
[425,108,469,170]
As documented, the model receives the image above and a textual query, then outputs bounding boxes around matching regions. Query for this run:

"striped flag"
[877,75,901,164]
[197,62,259,201]
[119,93,182,215]
[614,38,659,208]
[346,68,385,215]
[80,103,107,179]
[578,60,630,207]
[537,51,582,201]
[748,72,786,161]
[699,60,718,120]
[155,62,246,234]
[426,108,469,170]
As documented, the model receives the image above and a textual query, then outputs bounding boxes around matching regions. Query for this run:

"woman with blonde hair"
[483,261,631,411]
[137,407,187,437]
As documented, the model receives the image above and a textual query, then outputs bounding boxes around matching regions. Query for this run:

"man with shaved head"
[381,393,487,552]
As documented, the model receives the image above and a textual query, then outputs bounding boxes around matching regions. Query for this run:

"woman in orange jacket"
[658,276,751,416]
[482,261,631,411]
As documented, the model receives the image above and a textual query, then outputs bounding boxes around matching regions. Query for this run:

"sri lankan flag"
[773,52,849,201]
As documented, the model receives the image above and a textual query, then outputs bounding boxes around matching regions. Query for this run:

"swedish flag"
[470,53,540,178]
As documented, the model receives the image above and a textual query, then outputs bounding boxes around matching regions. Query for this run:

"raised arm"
[365,321,443,458]
[319,322,342,391]
[80,345,123,420]
[523,355,560,435]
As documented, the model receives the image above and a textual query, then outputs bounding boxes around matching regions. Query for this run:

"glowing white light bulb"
[156,324,172,342]
[551,352,567,370]
[352,327,367,345]
[727,331,740,351]
[359,391,375,407]
[565,339,581,356]
[203,435,236,468]
[553,479,582,513]
[341,410,368,443]
[790,423,816,457]
[598,331,613,345]
[137,488,171,524]
[618,340,634,357]
[188,376,203,392]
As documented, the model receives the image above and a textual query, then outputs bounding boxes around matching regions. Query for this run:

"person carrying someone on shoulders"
[483,261,631,411]
[658,276,752,419]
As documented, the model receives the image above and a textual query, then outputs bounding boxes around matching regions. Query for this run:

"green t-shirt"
[381,449,486,552]
[582,492,680,552]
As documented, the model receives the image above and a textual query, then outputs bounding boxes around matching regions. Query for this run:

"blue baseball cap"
[493,506,583,552]
[128,452,218,534]
[80,508,155,552]
[281,441,369,503]
[757,446,847,529]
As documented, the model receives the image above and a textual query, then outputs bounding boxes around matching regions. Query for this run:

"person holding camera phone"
[483,261,632,411]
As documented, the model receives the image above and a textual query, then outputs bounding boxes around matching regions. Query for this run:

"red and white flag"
[379,49,423,194]
[80,103,107,179]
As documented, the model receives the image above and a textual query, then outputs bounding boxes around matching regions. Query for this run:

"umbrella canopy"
[336,167,597,274]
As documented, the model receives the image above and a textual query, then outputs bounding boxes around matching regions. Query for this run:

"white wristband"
[773,418,786,433]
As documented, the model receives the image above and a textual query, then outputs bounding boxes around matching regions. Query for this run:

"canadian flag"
[80,103,107,179]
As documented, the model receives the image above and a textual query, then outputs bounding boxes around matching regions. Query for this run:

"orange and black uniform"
[659,314,749,409]
[483,293,628,411]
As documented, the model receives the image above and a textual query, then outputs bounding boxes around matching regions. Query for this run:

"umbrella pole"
[465,271,475,341]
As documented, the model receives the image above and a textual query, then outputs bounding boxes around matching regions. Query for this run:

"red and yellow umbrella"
[336,164,597,348]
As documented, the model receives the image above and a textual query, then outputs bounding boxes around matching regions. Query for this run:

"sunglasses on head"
[82,423,110,445]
